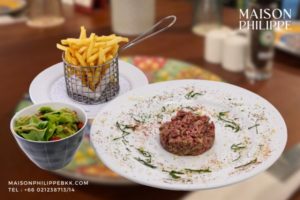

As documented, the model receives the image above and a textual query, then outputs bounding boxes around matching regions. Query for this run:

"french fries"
[56,26,128,91]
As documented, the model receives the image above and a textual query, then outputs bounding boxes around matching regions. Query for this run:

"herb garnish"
[231,143,246,152]
[134,157,157,169]
[133,114,150,124]
[231,143,246,162]
[134,148,157,169]
[232,154,241,162]
[161,106,166,112]
[184,168,211,173]
[218,112,240,132]
[164,168,211,179]
[156,113,164,121]
[248,121,260,134]
[137,148,152,162]
[116,121,137,130]
[183,106,197,111]
[185,91,203,99]
[126,147,131,152]
[133,117,144,123]
[235,158,258,169]
[113,122,136,142]
[169,170,184,179]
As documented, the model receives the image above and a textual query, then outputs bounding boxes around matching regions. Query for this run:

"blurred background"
[1,0,300,200]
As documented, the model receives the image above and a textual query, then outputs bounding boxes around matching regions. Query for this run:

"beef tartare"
[159,110,215,156]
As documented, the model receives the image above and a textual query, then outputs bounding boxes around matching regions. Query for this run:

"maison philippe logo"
[239,8,292,30]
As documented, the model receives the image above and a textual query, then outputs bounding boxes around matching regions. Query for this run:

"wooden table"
[1,0,300,199]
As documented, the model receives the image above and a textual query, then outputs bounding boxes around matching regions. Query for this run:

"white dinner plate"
[29,60,148,119]
[90,80,287,191]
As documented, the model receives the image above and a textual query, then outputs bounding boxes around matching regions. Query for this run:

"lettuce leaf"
[14,107,80,141]
[20,128,47,141]
[39,106,54,114]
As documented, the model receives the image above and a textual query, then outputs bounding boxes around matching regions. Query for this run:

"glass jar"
[192,0,222,36]
[27,0,65,28]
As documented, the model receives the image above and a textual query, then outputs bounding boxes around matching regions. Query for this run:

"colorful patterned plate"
[16,56,222,185]
[0,0,26,15]
[275,22,300,57]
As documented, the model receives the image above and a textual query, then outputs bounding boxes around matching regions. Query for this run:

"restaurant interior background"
[1,0,300,199]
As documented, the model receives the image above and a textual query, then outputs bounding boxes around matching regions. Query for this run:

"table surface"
[1,0,300,199]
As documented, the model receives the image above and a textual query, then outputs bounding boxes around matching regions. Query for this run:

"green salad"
[14,107,83,141]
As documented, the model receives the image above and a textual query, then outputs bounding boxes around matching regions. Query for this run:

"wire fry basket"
[61,15,176,105]
[63,55,119,104]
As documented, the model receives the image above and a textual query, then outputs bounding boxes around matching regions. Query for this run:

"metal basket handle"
[119,15,177,52]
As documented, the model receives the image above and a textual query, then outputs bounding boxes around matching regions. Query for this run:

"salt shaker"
[222,33,248,72]
[204,28,232,64]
